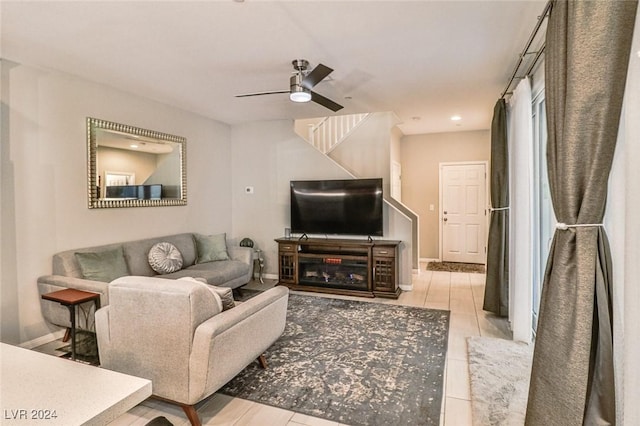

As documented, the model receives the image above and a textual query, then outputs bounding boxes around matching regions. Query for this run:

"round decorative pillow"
[148,242,183,274]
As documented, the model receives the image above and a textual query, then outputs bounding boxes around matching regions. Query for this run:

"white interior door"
[440,163,487,263]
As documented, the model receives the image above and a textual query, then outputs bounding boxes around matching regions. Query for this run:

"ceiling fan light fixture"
[290,90,312,103]
[236,60,342,111]
[289,73,311,102]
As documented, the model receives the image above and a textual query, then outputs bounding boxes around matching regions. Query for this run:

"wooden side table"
[41,289,101,361]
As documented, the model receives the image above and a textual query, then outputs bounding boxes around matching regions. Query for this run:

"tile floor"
[90,264,512,425]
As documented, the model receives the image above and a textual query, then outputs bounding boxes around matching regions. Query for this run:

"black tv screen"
[290,178,383,237]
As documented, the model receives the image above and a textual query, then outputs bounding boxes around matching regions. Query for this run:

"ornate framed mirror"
[87,117,187,208]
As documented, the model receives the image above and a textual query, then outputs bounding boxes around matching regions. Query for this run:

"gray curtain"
[483,99,509,317]
[526,1,637,425]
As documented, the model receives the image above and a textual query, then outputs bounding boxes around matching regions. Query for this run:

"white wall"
[401,130,491,259]
[230,119,351,277]
[293,117,324,142]
[0,62,232,345]
[390,126,402,168]
[230,119,413,287]
[327,112,416,275]
[329,112,395,183]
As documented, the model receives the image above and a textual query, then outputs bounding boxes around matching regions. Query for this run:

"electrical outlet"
[245,186,254,194]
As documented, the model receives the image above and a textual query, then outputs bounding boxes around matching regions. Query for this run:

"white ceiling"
[1,0,547,135]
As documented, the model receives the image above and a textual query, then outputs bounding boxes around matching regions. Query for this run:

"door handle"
[444,218,448,222]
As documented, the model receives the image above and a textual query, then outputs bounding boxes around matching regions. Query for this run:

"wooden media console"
[275,237,401,299]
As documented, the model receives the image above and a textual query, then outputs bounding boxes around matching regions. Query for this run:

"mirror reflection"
[87,118,187,208]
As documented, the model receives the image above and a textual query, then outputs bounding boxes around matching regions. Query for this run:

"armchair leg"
[62,328,71,343]
[258,354,268,369]
[152,397,201,426]
[181,404,201,426]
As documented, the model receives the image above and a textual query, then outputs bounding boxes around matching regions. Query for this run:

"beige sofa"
[96,276,289,426]
[38,232,253,329]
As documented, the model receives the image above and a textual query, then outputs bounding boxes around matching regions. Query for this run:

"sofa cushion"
[193,233,229,263]
[162,260,248,286]
[75,246,129,282]
[148,242,183,274]
[123,233,198,276]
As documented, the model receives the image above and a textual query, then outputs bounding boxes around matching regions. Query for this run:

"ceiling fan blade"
[311,91,344,112]
[301,64,333,89]
[235,90,289,98]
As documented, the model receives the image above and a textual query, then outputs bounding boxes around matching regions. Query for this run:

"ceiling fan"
[235,59,344,112]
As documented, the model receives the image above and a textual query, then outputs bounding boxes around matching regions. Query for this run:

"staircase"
[307,113,369,154]
[296,112,420,274]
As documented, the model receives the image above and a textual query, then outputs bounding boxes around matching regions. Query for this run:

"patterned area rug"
[221,294,450,425]
[467,336,533,425]
[427,261,486,273]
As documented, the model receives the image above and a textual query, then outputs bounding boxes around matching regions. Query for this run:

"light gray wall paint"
[293,117,324,142]
[230,120,352,279]
[327,112,415,279]
[230,119,413,287]
[329,112,394,188]
[401,130,491,259]
[0,63,232,344]
[391,126,403,170]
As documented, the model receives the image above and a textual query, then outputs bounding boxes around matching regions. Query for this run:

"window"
[531,92,555,333]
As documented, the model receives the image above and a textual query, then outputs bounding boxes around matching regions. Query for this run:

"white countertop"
[0,343,152,425]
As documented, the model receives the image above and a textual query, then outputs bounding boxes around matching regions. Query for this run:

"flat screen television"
[290,178,383,237]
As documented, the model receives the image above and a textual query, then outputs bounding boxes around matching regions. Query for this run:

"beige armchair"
[95,276,289,426]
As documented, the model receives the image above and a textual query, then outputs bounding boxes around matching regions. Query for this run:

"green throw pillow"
[75,246,129,282]
[178,277,235,311]
[209,285,235,311]
[194,233,230,264]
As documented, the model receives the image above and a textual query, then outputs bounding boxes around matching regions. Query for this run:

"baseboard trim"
[19,329,65,349]
[399,283,413,292]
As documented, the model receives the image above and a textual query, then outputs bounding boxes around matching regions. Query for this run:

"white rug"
[467,336,533,426]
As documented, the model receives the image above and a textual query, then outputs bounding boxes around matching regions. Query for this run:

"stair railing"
[307,113,369,154]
